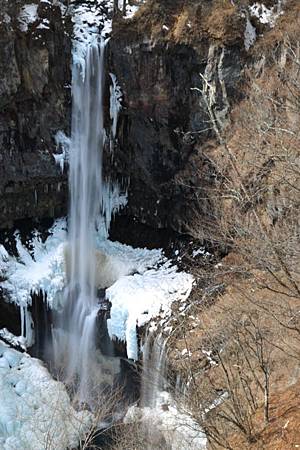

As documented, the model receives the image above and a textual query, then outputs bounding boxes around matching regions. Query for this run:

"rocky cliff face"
[0,0,284,245]
[0,0,71,229]
[108,1,247,240]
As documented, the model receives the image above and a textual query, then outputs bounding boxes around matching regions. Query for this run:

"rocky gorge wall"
[107,0,247,241]
[0,0,284,243]
[0,0,71,229]
[0,0,256,243]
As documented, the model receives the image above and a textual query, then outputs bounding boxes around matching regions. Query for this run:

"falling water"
[141,332,168,408]
[54,40,107,404]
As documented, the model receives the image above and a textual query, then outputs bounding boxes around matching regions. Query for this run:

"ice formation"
[0,340,92,450]
[244,17,257,51]
[53,131,71,173]
[110,73,122,145]
[107,264,193,360]
[0,218,193,361]
[18,4,38,32]
[0,220,66,346]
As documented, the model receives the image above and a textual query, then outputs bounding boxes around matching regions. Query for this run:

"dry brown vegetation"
[111,2,300,449]
[113,0,245,45]
[161,3,300,449]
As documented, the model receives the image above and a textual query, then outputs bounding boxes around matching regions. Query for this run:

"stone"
[107,15,245,240]
[0,0,71,229]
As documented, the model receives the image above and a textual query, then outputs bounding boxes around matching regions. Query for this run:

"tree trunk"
[264,370,270,424]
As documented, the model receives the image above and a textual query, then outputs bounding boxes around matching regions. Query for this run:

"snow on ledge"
[0,329,27,350]
[106,262,194,361]
[71,0,114,71]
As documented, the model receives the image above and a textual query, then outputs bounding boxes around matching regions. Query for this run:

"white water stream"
[128,332,207,450]
[54,39,111,404]
[141,333,168,408]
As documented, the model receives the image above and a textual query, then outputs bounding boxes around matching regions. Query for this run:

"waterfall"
[141,332,168,408]
[54,40,107,404]
[135,332,207,449]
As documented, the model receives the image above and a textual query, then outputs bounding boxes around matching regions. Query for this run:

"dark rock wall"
[0,291,21,336]
[108,27,245,240]
[0,0,71,228]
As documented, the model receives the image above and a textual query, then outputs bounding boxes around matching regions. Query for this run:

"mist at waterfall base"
[52,40,118,406]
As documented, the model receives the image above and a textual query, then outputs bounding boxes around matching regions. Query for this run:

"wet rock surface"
[0,291,21,337]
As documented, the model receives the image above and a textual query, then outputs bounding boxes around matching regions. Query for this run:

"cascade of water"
[138,333,207,450]
[54,40,107,404]
[141,332,168,408]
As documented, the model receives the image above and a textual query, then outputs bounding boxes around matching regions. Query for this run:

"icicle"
[20,305,34,347]
[20,306,25,339]
[24,308,34,347]
[109,73,122,150]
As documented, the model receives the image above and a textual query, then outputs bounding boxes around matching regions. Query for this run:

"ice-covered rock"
[0,340,93,450]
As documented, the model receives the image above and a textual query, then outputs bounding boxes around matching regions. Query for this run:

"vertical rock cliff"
[108,1,247,240]
[0,0,71,228]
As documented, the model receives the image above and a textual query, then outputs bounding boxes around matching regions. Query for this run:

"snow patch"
[2,13,11,24]
[192,247,210,258]
[18,4,38,32]
[125,391,206,450]
[249,2,284,28]
[117,0,141,19]
[37,18,50,30]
